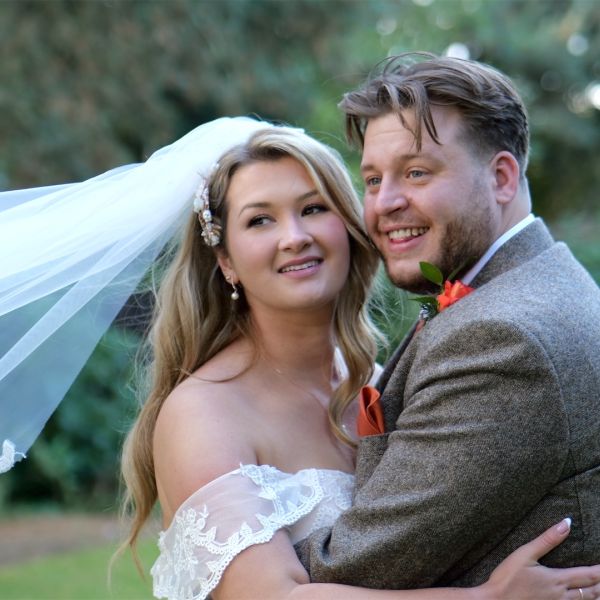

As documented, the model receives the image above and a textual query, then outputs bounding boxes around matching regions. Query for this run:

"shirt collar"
[461,214,535,285]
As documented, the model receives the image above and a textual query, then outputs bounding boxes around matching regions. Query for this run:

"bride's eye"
[247,214,271,227]
[302,203,328,216]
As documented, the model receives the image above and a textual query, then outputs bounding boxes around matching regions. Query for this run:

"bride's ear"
[216,251,238,285]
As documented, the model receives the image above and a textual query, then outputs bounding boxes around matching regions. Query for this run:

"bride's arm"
[215,520,600,600]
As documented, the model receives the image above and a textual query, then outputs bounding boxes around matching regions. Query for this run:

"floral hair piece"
[193,163,221,247]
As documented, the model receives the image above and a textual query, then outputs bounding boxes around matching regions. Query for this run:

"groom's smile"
[388,226,429,241]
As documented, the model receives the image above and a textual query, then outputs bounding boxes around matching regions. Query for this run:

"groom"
[296,53,600,587]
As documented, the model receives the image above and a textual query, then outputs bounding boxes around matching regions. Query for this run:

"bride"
[114,120,600,599]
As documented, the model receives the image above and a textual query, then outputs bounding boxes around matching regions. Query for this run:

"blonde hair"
[119,126,382,565]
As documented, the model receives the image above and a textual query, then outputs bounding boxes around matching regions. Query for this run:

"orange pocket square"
[357,385,385,437]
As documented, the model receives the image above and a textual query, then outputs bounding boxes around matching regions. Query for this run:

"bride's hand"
[481,519,600,600]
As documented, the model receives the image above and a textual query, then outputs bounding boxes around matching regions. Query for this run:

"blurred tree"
[1,0,598,219]
[0,0,364,186]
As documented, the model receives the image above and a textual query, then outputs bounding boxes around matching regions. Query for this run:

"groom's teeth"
[389,227,428,241]
[280,260,319,273]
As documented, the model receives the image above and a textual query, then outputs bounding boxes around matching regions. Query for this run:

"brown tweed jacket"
[296,218,600,588]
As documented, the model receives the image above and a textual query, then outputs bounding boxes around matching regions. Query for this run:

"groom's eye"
[365,176,381,187]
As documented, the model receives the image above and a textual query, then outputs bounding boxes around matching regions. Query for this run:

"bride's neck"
[250,311,335,381]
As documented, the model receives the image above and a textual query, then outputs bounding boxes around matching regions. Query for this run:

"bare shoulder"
[154,343,258,521]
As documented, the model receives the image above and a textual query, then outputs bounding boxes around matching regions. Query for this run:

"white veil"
[0,116,281,473]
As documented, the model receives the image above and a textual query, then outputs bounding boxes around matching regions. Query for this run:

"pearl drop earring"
[225,274,240,301]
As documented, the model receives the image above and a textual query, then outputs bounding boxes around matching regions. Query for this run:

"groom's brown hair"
[339,52,530,179]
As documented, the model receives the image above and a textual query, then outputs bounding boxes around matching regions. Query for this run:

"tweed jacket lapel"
[378,335,418,430]
[470,218,553,287]
[355,323,420,490]
[375,324,416,395]
[378,218,554,431]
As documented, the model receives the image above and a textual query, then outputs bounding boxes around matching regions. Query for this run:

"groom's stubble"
[380,178,497,295]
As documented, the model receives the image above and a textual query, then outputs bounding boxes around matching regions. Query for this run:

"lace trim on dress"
[0,439,25,474]
[151,464,353,600]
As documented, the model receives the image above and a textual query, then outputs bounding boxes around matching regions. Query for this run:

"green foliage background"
[1,0,598,509]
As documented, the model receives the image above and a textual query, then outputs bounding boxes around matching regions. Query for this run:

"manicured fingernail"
[557,517,572,533]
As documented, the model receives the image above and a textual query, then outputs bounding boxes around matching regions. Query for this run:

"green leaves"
[411,295,438,308]
[420,261,466,288]
[419,261,444,286]
[409,262,443,320]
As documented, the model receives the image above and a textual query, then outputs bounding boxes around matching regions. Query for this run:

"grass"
[0,540,159,600]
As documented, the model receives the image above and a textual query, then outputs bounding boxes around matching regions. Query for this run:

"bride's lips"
[278,257,323,276]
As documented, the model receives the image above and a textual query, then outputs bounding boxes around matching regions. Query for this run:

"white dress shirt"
[461,214,535,285]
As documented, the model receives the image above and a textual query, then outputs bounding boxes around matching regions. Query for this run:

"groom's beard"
[385,195,496,295]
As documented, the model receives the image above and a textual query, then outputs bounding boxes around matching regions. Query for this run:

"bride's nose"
[278,216,313,252]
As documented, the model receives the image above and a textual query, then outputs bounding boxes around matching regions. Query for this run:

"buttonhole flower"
[411,262,474,324]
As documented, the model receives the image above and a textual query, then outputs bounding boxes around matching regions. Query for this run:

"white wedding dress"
[151,463,354,600]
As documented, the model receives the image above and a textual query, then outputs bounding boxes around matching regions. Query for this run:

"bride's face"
[218,157,351,318]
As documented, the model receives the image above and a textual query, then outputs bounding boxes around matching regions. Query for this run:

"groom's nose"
[370,180,410,216]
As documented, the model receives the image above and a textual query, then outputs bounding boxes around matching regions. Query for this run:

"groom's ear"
[490,151,520,205]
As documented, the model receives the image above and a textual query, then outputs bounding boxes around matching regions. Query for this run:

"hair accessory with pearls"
[193,163,221,247]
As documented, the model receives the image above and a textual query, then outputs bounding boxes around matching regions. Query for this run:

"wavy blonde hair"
[119,126,382,565]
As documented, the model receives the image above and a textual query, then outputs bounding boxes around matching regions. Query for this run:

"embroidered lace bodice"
[151,464,354,600]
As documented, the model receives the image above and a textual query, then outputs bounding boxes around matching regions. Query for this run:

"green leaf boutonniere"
[412,262,475,324]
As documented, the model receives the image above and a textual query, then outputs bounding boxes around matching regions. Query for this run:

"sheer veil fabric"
[0,116,286,473]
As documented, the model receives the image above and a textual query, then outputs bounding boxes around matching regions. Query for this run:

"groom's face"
[361,107,502,294]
